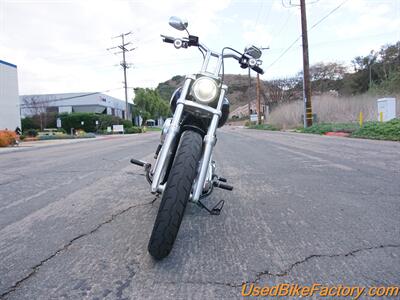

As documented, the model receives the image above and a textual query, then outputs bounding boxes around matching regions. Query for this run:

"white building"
[0,60,21,130]
[20,92,127,119]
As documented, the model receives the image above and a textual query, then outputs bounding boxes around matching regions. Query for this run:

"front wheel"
[148,130,203,259]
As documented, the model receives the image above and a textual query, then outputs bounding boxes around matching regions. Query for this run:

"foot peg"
[198,199,225,215]
[130,158,152,184]
[213,181,233,191]
[218,177,227,182]
[130,158,147,167]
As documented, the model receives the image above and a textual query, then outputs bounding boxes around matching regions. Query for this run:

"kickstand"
[197,199,225,215]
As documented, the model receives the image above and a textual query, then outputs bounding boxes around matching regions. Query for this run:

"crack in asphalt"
[0,199,156,299]
[164,243,400,289]
[242,243,400,287]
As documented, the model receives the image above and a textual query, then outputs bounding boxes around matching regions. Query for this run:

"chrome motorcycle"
[131,16,264,259]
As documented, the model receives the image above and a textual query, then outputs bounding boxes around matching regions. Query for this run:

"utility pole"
[108,32,135,120]
[248,68,252,117]
[300,0,313,127]
[256,73,261,125]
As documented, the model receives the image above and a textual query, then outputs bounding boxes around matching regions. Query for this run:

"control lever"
[161,35,174,43]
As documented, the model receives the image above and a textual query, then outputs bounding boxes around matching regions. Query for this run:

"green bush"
[121,119,133,129]
[21,117,39,130]
[352,118,400,141]
[125,127,143,134]
[25,129,38,137]
[59,113,124,133]
[57,128,67,134]
[299,123,359,135]
[248,124,279,131]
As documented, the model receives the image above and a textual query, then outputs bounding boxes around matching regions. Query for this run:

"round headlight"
[191,77,218,104]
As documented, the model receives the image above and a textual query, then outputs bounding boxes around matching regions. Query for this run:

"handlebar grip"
[252,65,264,75]
[163,37,174,44]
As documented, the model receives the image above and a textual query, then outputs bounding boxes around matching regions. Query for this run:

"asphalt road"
[0,128,399,299]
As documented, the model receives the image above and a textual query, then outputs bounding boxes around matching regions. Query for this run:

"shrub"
[57,128,67,134]
[25,129,38,137]
[248,124,279,131]
[0,130,17,147]
[125,127,143,134]
[59,113,125,133]
[299,123,360,134]
[244,121,256,127]
[268,93,396,129]
[352,118,400,141]
[21,117,40,130]
[20,134,26,141]
[121,119,133,129]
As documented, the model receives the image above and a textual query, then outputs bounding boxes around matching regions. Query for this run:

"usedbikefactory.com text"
[241,283,399,299]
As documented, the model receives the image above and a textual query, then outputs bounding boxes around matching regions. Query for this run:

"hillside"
[156,74,268,110]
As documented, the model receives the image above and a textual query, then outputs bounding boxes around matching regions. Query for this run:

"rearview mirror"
[244,45,262,59]
[169,16,188,31]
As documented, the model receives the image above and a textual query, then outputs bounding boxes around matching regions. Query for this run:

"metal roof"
[20,92,126,110]
[0,59,17,68]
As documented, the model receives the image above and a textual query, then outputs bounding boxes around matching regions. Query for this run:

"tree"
[308,62,347,93]
[133,88,171,125]
[266,77,302,104]
[21,96,56,130]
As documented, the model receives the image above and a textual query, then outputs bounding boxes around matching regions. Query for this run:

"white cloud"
[0,0,398,99]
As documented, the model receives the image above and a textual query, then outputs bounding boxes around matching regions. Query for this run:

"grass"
[145,127,162,132]
[297,119,400,141]
[247,124,279,131]
[268,94,400,129]
[298,123,360,134]
[352,118,400,141]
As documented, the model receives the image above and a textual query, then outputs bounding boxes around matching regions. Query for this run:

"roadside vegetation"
[298,119,400,141]
[246,123,279,131]
[21,112,145,140]
[351,119,400,141]
[298,123,359,134]
[0,130,17,147]
[133,88,170,126]
[246,119,400,141]
[244,40,400,142]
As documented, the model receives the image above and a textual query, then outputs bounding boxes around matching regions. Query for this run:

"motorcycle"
[131,16,264,259]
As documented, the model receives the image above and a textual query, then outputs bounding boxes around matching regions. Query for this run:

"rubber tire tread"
[148,130,203,259]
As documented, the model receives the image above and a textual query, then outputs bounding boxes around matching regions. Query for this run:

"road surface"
[0,128,399,299]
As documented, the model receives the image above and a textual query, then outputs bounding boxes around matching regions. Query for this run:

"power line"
[266,0,349,70]
[265,36,301,69]
[308,0,348,30]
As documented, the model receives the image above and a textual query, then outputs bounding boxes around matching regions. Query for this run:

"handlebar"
[251,65,264,75]
[161,34,264,75]
[161,35,175,44]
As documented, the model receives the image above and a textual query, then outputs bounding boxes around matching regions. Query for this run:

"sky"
[0,0,399,101]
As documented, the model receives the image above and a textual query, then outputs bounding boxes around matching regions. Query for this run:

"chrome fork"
[150,76,194,193]
[191,85,227,202]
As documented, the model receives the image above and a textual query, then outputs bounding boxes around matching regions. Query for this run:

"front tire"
[148,130,203,259]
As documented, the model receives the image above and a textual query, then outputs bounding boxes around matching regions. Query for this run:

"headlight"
[191,77,218,104]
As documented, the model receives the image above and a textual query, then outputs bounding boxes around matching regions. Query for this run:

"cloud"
[0,0,398,98]
[0,0,231,100]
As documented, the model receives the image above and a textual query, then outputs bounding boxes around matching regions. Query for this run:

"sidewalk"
[0,138,95,154]
[0,133,157,154]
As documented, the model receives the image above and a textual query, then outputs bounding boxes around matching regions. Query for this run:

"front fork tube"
[192,86,227,202]
[150,76,194,193]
